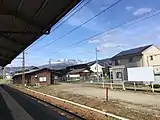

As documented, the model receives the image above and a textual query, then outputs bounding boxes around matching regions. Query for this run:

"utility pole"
[48,59,52,69]
[95,47,99,83]
[2,67,6,80]
[22,51,25,85]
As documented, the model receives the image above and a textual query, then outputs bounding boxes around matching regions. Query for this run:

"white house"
[6,73,12,80]
[110,44,160,83]
[67,68,91,81]
[89,62,104,77]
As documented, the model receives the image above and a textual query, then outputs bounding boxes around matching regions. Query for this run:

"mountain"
[0,66,38,76]
[88,58,112,67]
[39,59,85,70]
[0,59,111,76]
[54,59,85,64]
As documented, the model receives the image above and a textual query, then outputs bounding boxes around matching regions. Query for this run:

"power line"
[16,7,159,63]
[50,0,92,33]
[26,0,91,50]
[22,9,160,63]
[32,0,123,52]
[51,10,160,53]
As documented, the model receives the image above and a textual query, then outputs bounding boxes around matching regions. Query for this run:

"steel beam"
[0,56,9,60]
[0,33,23,46]
[43,0,80,33]
[17,0,24,13]
[33,0,48,20]
[0,54,10,61]
[0,10,42,31]
[0,31,47,34]
[0,45,17,53]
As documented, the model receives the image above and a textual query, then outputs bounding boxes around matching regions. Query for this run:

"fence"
[85,81,160,93]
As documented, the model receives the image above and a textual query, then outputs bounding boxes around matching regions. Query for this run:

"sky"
[8,0,160,67]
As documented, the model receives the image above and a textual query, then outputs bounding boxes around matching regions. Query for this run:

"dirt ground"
[28,83,160,120]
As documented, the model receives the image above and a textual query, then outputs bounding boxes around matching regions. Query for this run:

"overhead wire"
[50,9,160,53]
[26,0,91,50]
[19,10,160,65]
[31,0,123,52]
[25,1,160,62]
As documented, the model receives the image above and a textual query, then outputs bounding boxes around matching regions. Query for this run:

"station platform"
[0,85,68,120]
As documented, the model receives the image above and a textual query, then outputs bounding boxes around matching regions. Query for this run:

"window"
[116,72,122,78]
[39,77,46,82]
[129,57,133,62]
[115,60,120,65]
[150,56,153,61]
[54,76,58,79]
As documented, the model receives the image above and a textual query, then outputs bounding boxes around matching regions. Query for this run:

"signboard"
[39,77,47,82]
[127,67,154,82]
[69,74,80,78]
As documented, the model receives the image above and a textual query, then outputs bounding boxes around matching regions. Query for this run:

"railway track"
[1,85,85,120]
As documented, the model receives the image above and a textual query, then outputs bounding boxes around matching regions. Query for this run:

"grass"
[0,79,12,84]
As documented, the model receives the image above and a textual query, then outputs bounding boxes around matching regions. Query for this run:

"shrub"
[149,84,160,88]
[0,76,3,79]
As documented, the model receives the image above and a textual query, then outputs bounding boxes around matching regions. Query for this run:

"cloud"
[89,39,102,43]
[66,7,102,31]
[125,6,134,11]
[66,5,108,32]
[88,15,160,54]
[100,6,107,11]
[65,0,114,32]
[133,8,152,16]
[98,42,127,51]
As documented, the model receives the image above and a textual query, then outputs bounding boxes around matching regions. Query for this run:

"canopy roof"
[0,0,80,67]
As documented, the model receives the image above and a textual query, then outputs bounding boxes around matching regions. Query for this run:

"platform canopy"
[0,0,80,67]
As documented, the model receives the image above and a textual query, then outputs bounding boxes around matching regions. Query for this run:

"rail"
[20,87,129,120]
[2,85,85,120]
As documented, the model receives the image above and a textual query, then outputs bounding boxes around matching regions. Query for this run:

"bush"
[0,76,3,79]
[149,84,160,88]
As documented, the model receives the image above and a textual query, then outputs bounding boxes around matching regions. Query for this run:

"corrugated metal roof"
[112,45,152,59]
[88,58,112,67]
[68,68,89,74]
[0,0,80,67]
[14,68,50,76]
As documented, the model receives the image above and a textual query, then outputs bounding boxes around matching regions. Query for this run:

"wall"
[13,75,22,84]
[30,70,51,86]
[110,66,127,81]
[90,63,103,73]
[154,74,160,84]
[13,70,51,86]
[153,66,160,74]
[142,46,160,67]
[112,56,142,67]
[13,74,30,84]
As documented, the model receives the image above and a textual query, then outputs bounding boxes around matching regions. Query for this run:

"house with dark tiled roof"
[67,68,91,81]
[66,59,111,80]
[110,44,160,82]
[13,68,52,86]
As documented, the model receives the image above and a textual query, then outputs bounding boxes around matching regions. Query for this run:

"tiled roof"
[88,58,112,67]
[14,68,50,76]
[112,45,152,59]
[68,68,89,74]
